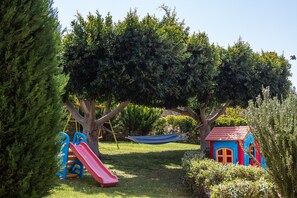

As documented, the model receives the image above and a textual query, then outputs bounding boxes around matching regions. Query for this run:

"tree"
[62,9,189,156]
[172,38,291,151]
[0,0,64,197]
[247,88,297,198]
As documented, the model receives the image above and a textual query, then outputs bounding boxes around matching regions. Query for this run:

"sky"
[53,0,297,87]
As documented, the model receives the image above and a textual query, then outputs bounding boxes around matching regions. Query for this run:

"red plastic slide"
[69,142,118,187]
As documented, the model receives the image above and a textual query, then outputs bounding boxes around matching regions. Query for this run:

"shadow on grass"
[57,149,197,197]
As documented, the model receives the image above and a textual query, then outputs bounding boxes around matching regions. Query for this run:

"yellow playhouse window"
[216,148,233,164]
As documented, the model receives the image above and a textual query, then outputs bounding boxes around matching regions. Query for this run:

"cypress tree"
[0,0,64,197]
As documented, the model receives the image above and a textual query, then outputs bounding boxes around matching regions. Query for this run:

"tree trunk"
[199,122,211,152]
[85,127,101,158]
[200,107,211,152]
[65,99,130,157]
[82,118,101,158]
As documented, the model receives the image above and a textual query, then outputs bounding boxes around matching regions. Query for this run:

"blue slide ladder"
[57,131,87,179]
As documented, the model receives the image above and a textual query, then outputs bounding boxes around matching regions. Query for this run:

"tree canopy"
[61,8,292,153]
[63,8,189,106]
[61,8,190,155]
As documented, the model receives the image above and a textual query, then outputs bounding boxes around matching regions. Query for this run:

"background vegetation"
[214,107,247,127]
[114,103,163,136]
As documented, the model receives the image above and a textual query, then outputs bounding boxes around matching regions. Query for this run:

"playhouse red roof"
[205,126,250,141]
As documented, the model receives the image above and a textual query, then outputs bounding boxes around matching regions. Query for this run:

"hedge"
[182,151,277,198]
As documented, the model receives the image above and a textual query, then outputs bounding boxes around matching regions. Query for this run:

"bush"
[211,178,277,198]
[166,115,197,133]
[247,88,297,198]
[152,117,168,135]
[215,117,247,126]
[153,115,199,143]
[215,107,247,126]
[115,104,163,136]
[181,151,276,198]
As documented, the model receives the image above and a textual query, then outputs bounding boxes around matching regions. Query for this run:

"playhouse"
[205,126,267,167]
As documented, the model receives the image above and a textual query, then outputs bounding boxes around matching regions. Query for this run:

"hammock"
[126,134,187,144]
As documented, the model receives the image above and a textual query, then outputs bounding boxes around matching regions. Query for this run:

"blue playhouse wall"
[213,141,238,164]
[243,133,256,166]
[244,133,268,168]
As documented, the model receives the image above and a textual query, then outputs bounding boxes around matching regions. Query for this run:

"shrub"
[166,115,197,133]
[153,115,199,143]
[115,104,163,136]
[210,178,277,198]
[152,117,168,135]
[181,151,276,198]
[246,88,297,198]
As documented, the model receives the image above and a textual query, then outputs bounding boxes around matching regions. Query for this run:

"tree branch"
[208,100,231,123]
[65,101,85,124]
[95,101,130,126]
[170,108,192,117]
[185,107,200,121]
[170,107,200,121]
[89,99,96,121]
[80,100,90,115]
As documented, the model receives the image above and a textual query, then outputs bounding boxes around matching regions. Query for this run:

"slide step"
[67,161,75,165]
[68,149,74,155]
[66,173,78,179]
[68,155,77,160]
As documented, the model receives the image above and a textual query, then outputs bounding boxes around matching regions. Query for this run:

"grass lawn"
[47,141,198,198]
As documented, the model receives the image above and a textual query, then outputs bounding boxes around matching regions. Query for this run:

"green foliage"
[62,12,116,101]
[215,107,247,126]
[181,151,276,198]
[216,40,291,106]
[182,32,220,104]
[152,115,199,143]
[0,0,64,197]
[166,115,197,133]
[247,88,297,198]
[216,39,255,106]
[152,117,168,135]
[115,104,163,136]
[251,52,291,98]
[62,9,189,107]
[211,178,276,198]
